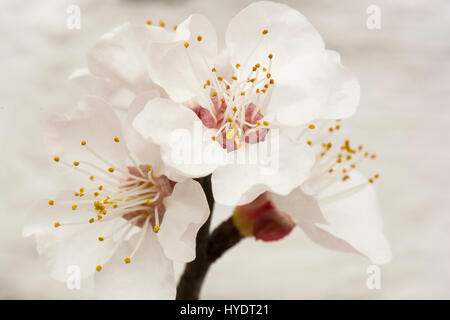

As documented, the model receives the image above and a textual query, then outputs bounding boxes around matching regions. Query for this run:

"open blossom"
[133,1,359,206]
[232,121,391,264]
[70,23,173,110]
[23,96,210,298]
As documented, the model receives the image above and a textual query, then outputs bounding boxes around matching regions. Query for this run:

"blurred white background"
[1,0,450,299]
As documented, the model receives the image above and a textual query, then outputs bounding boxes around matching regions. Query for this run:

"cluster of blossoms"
[24,1,390,298]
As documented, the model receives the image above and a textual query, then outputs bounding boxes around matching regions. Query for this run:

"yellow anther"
[270,79,274,84]
[329,127,334,132]
[256,88,260,93]
[261,89,267,93]
[48,200,54,205]
[72,204,77,210]
[264,84,269,88]
[256,121,261,127]
[350,164,356,168]
[262,29,269,35]
[173,25,178,31]
[221,98,226,103]
[146,164,152,171]
[371,154,377,159]
[211,92,217,97]
[211,68,216,72]
[96,265,102,272]
[252,66,257,72]
[97,215,102,220]
[146,199,152,205]
[114,136,120,142]
[113,204,118,208]
[108,168,115,173]
[53,156,60,162]
[159,20,165,27]
[98,237,104,242]
[263,67,267,72]
[335,125,340,130]
[54,222,61,228]
[79,188,84,193]
[226,129,236,140]
[89,218,95,223]
[211,136,216,141]
[307,140,312,146]
[255,63,260,68]
[226,85,230,90]
[266,73,271,79]
[81,140,86,146]
[124,257,131,264]
[268,53,273,59]
[153,225,160,233]
[89,176,94,180]
[342,175,350,181]
[226,117,233,123]
[147,20,152,25]
[240,91,245,96]
[374,173,380,179]
[369,178,374,183]
[358,145,363,151]
[197,35,202,41]
[184,42,189,48]
[232,76,238,80]
[328,168,334,173]
[94,192,99,197]
[232,106,237,112]
[217,76,223,81]
[98,185,103,191]
[263,121,269,126]
[72,161,80,167]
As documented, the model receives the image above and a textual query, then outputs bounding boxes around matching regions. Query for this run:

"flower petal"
[45,96,129,169]
[88,23,171,91]
[123,91,186,182]
[157,179,210,262]
[70,68,136,111]
[271,50,360,126]
[94,231,176,299]
[212,133,315,206]
[226,1,324,76]
[147,14,217,104]
[23,191,119,282]
[272,171,391,264]
[133,97,220,178]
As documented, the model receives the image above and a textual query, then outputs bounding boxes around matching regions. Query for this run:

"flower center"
[300,120,380,200]
[49,137,174,270]
[185,32,275,151]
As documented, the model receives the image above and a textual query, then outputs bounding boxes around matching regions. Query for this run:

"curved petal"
[133,97,221,178]
[272,171,391,264]
[147,14,217,104]
[45,96,129,169]
[212,133,315,206]
[88,23,171,91]
[94,231,176,299]
[271,50,360,126]
[226,1,324,76]
[123,91,186,182]
[70,68,136,111]
[23,191,119,282]
[157,179,210,262]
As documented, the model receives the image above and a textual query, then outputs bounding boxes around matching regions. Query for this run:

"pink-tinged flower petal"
[271,50,360,126]
[212,133,315,206]
[226,1,324,77]
[147,14,218,104]
[94,231,176,299]
[45,96,129,169]
[157,179,210,262]
[233,193,295,241]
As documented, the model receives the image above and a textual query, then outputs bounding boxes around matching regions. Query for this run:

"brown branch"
[175,175,244,300]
